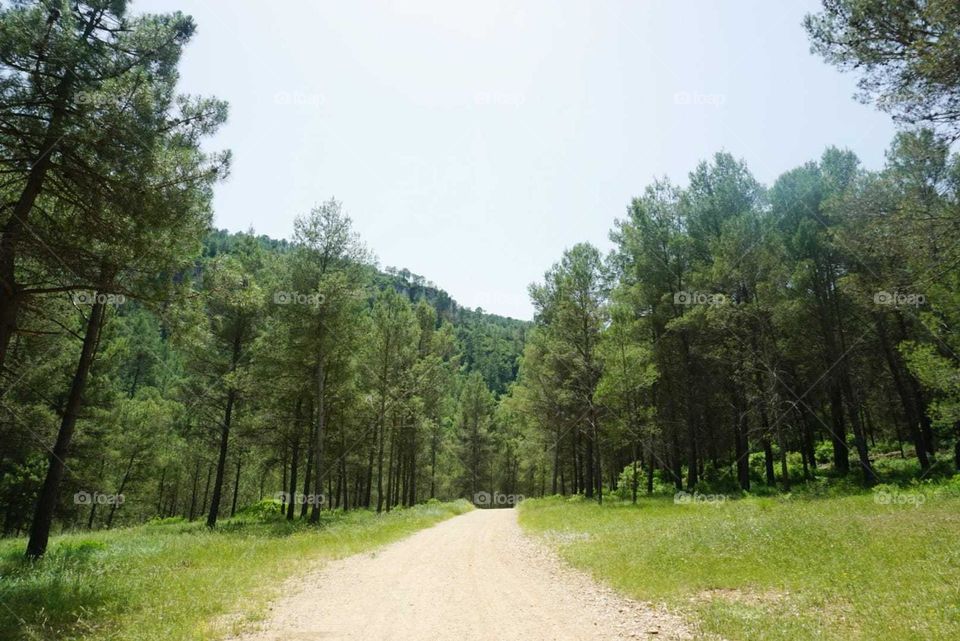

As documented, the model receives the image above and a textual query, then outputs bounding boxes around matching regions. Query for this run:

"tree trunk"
[87,457,106,529]
[286,399,302,520]
[230,450,242,517]
[828,384,850,475]
[683,336,699,490]
[875,313,929,469]
[646,439,655,494]
[593,415,603,504]
[376,407,387,513]
[156,465,167,516]
[408,427,417,506]
[572,429,580,495]
[733,392,750,490]
[954,421,960,471]
[430,426,438,499]
[203,402,235,528]
[364,441,374,508]
[339,427,349,511]
[551,422,561,495]
[26,299,106,558]
[584,425,594,499]
[311,361,326,522]
[762,438,776,486]
[207,330,242,528]
[188,458,200,520]
[201,465,212,517]
[301,399,315,519]
[670,431,683,491]
[107,453,136,528]
[777,424,790,491]
[840,373,877,485]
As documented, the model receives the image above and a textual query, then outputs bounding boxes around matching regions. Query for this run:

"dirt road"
[229,508,694,641]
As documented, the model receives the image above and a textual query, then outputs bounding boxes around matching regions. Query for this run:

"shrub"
[233,499,286,522]
[815,440,834,464]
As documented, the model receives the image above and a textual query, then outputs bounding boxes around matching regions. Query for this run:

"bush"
[748,451,769,481]
[233,498,286,522]
[815,440,834,464]
[613,463,642,500]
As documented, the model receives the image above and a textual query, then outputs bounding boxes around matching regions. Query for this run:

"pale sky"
[138,0,896,320]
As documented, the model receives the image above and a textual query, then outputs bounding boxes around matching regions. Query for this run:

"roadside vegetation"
[519,468,960,641]
[0,499,471,641]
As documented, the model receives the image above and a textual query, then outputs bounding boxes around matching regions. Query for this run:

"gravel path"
[228,508,697,641]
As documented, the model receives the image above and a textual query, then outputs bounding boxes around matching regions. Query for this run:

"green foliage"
[806,0,960,137]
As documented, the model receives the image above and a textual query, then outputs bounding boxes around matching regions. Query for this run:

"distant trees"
[456,371,494,499]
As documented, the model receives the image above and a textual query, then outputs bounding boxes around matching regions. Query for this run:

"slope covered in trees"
[0,208,528,547]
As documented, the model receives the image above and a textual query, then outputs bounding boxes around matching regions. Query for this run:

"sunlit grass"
[519,484,960,641]
[0,499,472,641]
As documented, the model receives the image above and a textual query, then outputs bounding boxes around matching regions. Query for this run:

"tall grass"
[0,499,472,641]
[519,483,960,641]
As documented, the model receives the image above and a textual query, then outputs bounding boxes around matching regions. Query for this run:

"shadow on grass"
[0,540,121,641]
[0,504,357,640]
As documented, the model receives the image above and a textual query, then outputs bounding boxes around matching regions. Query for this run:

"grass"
[518,481,960,641]
[0,499,472,641]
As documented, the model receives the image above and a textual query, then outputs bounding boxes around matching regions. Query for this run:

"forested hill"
[204,228,528,394]
[2,211,531,547]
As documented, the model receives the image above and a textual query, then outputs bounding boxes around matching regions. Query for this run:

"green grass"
[0,499,472,641]
[519,485,960,641]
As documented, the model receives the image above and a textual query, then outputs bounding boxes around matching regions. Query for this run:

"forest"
[1,0,960,565]
[1,1,959,640]
[508,131,960,502]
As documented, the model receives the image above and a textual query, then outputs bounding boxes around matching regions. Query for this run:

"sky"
[138,0,897,320]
